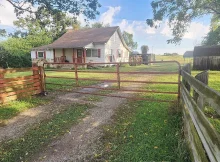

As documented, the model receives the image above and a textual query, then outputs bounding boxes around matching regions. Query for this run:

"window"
[92,49,98,57]
[118,49,122,57]
[86,49,92,57]
[38,52,44,58]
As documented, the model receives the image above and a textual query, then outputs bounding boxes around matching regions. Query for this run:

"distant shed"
[183,51,193,58]
[193,45,220,70]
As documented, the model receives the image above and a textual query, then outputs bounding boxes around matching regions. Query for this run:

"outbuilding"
[193,45,220,70]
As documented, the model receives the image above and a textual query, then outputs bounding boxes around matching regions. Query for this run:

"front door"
[77,49,83,63]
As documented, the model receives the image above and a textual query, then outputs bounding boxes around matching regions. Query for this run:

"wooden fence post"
[38,66,46,93]
[194,71,209,110]
[116,63,120,89]
[0,72,5,103]
[74,64,79,86]
[182,63,191,92]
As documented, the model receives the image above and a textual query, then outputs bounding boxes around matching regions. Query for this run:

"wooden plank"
[181,83,220,162]
[0,89,41,104]
[0,75,39,82]
[181,70,220,115]
[0,79,40,89]
[0,67,37,74]
[182,95,209,162]
[0,82,41,93]
[1,86,41,98]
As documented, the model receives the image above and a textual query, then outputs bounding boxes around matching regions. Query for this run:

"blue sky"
[0,0,212,54]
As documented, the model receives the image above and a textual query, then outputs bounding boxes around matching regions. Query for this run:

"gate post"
[0,72,5,103]
[74,63,79,86]
[38,66,46,94]
[116,63,120,89]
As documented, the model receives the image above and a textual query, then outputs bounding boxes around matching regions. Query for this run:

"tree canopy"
[4,0,101,21]
[141,45,149,54]
[122,31,138,50]
[202,14,220,45]
[147,0,220,44]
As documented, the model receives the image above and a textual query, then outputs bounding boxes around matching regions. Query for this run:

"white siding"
[85,44,105,63]
[105,31,129,63]
[31,51,36,59]
[31,50,53,63]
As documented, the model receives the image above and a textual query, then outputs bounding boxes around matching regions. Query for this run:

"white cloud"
[118,19,156,35]
[184,22,209,39]
[0,0,17,26]
[160,20,210,40]
[99,6,121,25]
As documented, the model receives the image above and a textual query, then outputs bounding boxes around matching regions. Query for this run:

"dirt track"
[0,76,151,161]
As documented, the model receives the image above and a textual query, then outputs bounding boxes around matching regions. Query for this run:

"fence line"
[181,63,220,162]
[0,67,42,104]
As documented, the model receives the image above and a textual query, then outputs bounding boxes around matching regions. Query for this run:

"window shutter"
[98,49,101,58]
[44,51,46,59]
[35,51,37,59]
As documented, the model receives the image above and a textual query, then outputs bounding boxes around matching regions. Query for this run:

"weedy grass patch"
[0,96,51,121]
[0,103,90,162]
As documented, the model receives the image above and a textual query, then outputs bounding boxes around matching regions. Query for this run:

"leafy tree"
[141,45,149,54]
[147,0,220,44]
[13,7,73,41]
[4,0,101,21]
[122,31,138,50]
[2,27,52,56]
[91,22,110,28]
[0,21,7,38]
[202,14,220,45]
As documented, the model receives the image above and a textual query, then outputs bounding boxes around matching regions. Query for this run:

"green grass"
[155,55,192,65]
[0,96,51,121]
[90,73,190,161]
[0,103,89,162]
[192,70,220,92]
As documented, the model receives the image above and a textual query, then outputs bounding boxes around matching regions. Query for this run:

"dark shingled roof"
[183,51,193,58]
[32,26,130,51]
[193,45,220,57]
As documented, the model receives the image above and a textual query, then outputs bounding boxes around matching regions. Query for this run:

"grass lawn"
[0,103,90,162]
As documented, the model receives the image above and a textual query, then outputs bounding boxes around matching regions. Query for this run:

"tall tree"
[202,14,220,45]
[141,45,149,54]
[147,0,220,44]
[122,31,138,50]
[3,0,101,21]
[13,7,73,41]
[91,22,110,28]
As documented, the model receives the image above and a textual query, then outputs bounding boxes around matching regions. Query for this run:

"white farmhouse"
[31,26,131,65]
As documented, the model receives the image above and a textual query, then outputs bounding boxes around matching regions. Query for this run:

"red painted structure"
[43,61,181,103]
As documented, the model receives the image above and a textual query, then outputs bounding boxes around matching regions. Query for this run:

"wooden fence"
[181,63,220,162]
[0,67,44,104]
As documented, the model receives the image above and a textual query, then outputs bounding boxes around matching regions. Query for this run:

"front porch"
[53,48,86,64]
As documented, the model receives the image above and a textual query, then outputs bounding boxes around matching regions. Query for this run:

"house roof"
[194,45,220,57]
[32,26,131,51]
[183,51,193,58]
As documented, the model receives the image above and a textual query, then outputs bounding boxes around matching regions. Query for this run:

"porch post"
[53,49,56,63]
[62,48,65,62]
[74,49,77,63]
[84,49,86,63]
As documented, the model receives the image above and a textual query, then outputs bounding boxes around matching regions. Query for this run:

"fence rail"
[181,63,220,162]
[44,61,181,103]
[0,67,43,104]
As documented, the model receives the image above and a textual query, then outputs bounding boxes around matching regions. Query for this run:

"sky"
[0,0,212,54]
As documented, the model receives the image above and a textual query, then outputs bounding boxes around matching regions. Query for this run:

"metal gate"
[43,61,181,103]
